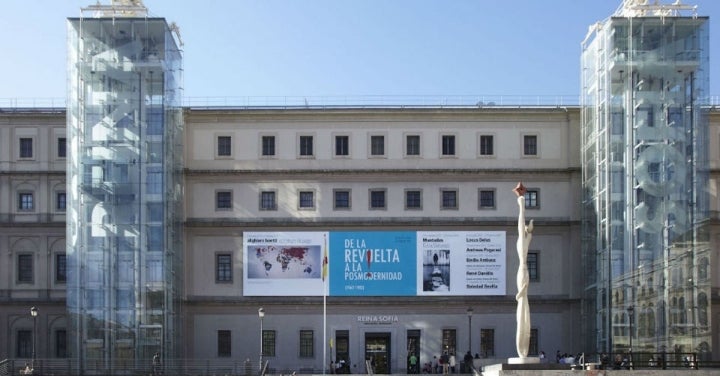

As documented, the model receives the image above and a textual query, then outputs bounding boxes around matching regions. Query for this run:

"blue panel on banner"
[329,231,417,296]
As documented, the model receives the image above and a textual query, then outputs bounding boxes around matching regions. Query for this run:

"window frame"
[369,189,387,210]
[18,192,34,212]
[441,134,457,157]
[215,253,233,283]
[440,188,459,210]
[441,329,457,358]
[525,189,540,209]
[259,190,278,211]
[217,330,232,357]
[369,134,386,157]
[55,253,67,284]
[522,134,539,157]
[404,189,422,210]
[262,330,276,357]
[528,252,539,282]
[298,190,316,210]
[333,189,352,210]
[17,253,33,284]
[299,329,314,358]
[57,137,67,159]
[334,134,350,157]
[480,328,495,357]
[19,137,34,159]
[261,135,276,157]
[56,191,67,212]
[405,134,421,157]
[478,134,495,157]
[215,190,233,211]
[529,328,539,356]
[17,329,32,358]
[478,189,496,209]
[216,135,233,158]
[298,134,315,158]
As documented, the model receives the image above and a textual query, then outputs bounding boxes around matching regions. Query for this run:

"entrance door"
[365,332,391,374]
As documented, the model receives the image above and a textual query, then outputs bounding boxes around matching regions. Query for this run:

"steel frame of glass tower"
[66,4,184,374]
[581,3,712,360]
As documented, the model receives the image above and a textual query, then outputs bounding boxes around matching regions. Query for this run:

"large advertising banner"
[417,231,506,296]
[329,231,417,296]
[243,231,326,296]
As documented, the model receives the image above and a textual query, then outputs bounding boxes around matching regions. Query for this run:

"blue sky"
[1,0,718,102]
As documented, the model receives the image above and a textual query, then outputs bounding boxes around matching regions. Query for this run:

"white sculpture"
[512,182,535,361]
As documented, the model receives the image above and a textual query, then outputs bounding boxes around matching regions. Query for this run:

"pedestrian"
[449,352,456,373]
[152,352,161,375]
[409,353,418,374]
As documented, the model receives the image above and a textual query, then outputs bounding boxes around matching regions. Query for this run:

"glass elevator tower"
[581,0,711,360]
[66,1,183,373]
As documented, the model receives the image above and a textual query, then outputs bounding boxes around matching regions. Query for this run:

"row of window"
[216,328,540,359]
[16,192,67,212]
[214,252,539,283]
[216,188,540,211]
[16,137,66,160]
[16,329,67,358]
[217,134,539,159]
[16,253,66,284]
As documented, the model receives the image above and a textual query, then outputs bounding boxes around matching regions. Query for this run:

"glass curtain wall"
[67,13,183,374]
[581,13,710,359]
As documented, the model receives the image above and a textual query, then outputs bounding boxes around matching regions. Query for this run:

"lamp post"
[30,306,38,368]
[258,308,265,372]
[467,307,473,352]
[627,306,634,370]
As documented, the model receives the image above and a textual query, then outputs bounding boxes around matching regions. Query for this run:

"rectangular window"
[56,253,67,283]
[262,136,276,156]
[335,135,349,156]
[405,190,422,210]
[299,135,314,156]
[334,190,351,210]
[480,329,495,357]
[335,330,349,365]
[529,329,538,356]
[218,330,231,357]
[369,189,386,210]
[442,135,456,156]
[58,137,67,158]
[299,191,315,210]
[216,253,233,283]
[56,192,67,211]
[18,254,33,283]
[525,189,539,209]
[17,330,32,358]
[478,190,495,209]
[406,135,420,156]
[441,329,456,358]
[216,191,232,210]
[441,189,458,210]
[262,330,276,357]
[19,138,33,158]
[18,192,34,211]
[523,135,538,156]
[299,330,314,358]
[370,135,385,156]
[217,136,232,157]
[479,135,494,156]
[55,329,68,358]
[528,252,538,282]
[260,191,277,211]
[146,168,162,194]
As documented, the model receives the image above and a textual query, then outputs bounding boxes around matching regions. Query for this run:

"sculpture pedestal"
[507,357,541,364]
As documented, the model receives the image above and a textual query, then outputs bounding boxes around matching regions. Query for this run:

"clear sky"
[1,0,718,103]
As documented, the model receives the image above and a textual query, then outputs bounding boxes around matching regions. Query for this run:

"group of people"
[555,350,583,365]
[416,351,478,374]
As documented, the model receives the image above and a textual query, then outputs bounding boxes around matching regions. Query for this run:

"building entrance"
[365,332,391,374]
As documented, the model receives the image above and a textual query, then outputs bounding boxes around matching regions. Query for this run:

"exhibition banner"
[242,231,506,297]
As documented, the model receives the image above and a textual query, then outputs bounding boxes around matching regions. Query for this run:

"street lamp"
[466,307,473,352]
[258,308,265,372]
[627,306,634,370]
[30,306,38,368]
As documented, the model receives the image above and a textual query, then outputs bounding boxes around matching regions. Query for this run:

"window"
[479,135,494,156]
[218,330,231,357]
[19,138,33,158]
[299,135,314,157]
[369,189,386,210]
[406,135,420,156]
[370,135,385,156]
[262,136,276,156]
[55,329,68,358]
[335,135,349,156]
[335,330,349,365]
[333,190,351,210]
[17,330,32,358]
[527,252,538,282]
[216,191,232,210]
[441,329,456,358]
[441,189,458,210]
[441,135,456,156]
[405,190,422,210]
[217,136,232,157]
[56,192,67,211]
[216,253,232,283]
[146,167,162,194]
[58,137,67,158]
[299,330,314,358]
[478,189,495,209]
[529,329,538,356]
[260,191,277,211]
[525,189,539,209]
[298,191,315,210]
[18,254,33,283]
[480,329,494,357]
[262,330,276,357]
[56,253,67,283]
[18,192,34,211]
[523,135,538,156]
